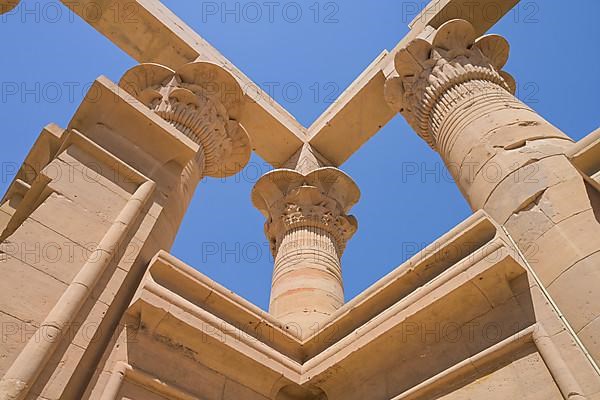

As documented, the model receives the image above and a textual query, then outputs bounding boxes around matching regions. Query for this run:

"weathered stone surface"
[0,218,88,284]
[548,250,600,332]
[0,312,36,374]
[0,254,67,324]
[437,349,562,400]
[528,208,600,285]
[1,2,600,400]
[386,17,600,378]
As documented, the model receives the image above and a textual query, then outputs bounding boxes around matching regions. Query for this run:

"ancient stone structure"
[252,163,359,334]
[1,0,599,399]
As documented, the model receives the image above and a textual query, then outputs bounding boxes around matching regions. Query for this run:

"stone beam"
[308,0,519,166]
[568,127,600,180]
[307,50,395,167]
[59,0,305,166]
[56,0,521,168]
[408,0,521,35]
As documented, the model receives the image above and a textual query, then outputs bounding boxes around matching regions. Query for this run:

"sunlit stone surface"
[0,1,599,399]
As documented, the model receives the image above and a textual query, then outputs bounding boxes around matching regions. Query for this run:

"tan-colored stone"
[0,218,88,284]
[0,254,67,324]
[252,166,359,336]
[547,251,600,332]
[2,1,600,399]
[528,208,600,285]
[386,18,600,378]
[0,312,36,374]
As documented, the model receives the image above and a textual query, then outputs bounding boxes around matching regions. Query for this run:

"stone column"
[119,62,251,244]
[385,19,600,362]
[252,167,359,335]
[0,63,251,400]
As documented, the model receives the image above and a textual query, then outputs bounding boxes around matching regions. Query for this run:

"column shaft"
[270,225,344,329]
[385,19,600,365]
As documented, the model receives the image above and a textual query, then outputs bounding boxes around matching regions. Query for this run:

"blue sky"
[1,1,599,310]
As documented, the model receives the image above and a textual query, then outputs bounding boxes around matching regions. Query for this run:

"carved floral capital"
[119,62,251,178]
[252,168,360,256]
[384,19,515,148]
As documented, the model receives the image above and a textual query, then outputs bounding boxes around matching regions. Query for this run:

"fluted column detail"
[252,168,359,335]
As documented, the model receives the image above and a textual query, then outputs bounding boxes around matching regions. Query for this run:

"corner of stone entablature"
[57,128,151,186]
[67,75,203,173]
[126,250,172,314]
[1,123,65,201]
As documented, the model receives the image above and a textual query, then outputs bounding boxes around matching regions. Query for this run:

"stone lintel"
[301,253,527,387]
[409,0,521,36]
[300,210,501,355]
[308,0,520,166]
[307,51,395,166]
[141,250,302,358]
[568,127,600,178]
[59,0,305,167]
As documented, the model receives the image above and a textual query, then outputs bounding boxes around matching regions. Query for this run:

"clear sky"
[1,1,599,310]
